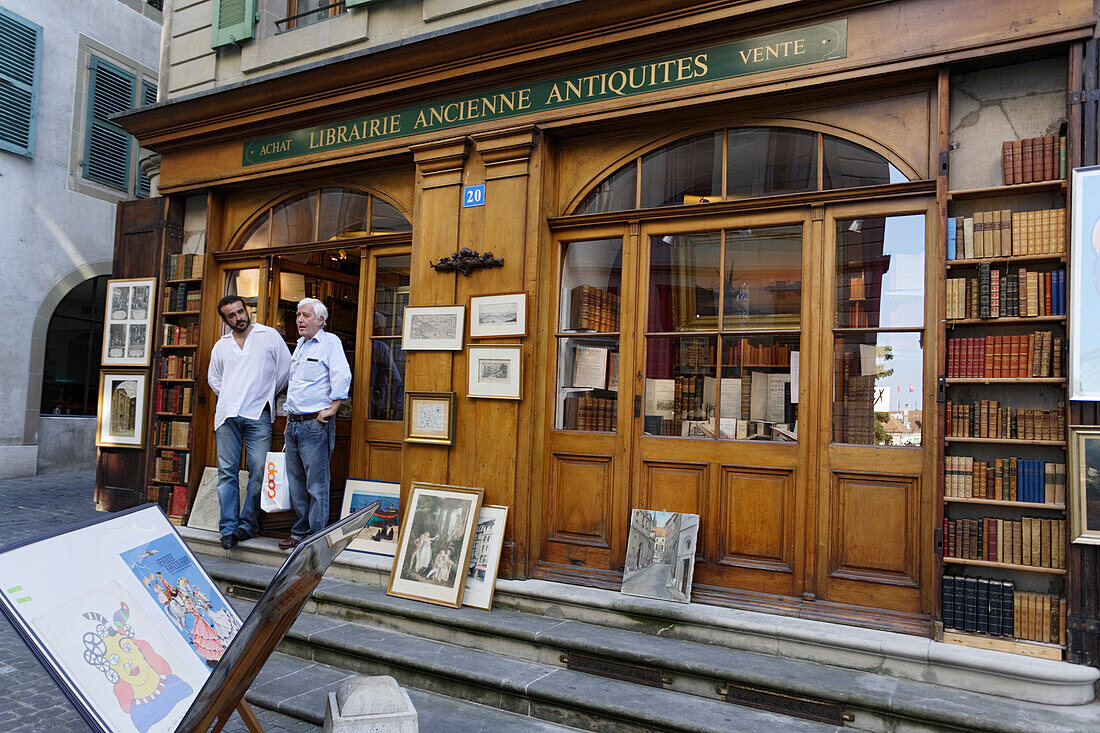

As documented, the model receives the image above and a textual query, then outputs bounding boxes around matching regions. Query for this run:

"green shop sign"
[243,19,846,166]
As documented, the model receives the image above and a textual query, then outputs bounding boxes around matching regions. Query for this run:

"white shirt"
[208,324,291,430]
[285,329,352,415]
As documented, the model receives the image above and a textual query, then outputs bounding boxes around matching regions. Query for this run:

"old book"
[1011,139,1024,184]
[1040,518,1051,568]
[1002,140,1015,185]
[1022,137,1035,183]
[1043,135,1055,181]
[963,217,975,260]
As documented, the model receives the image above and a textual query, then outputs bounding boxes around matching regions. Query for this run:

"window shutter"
[83,56,136,192]
[0,8,42,158]
[211,0,256,49]
[344,0,374,7]
[136,80,158,198]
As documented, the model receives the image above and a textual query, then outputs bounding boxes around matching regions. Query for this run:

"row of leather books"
[1000,135,1066,185]
[154,384,193,414]
[942,575,1066,645]
[166,253,204,280]
[163,322,200,346]
[155,420,191,449]
[164,284,202,313]
[945,400,1065,441]
[562,392,617,432]
[568,285,621,332]
[945,331,1062,378]
[946,208,1066,259]
[730,339,792,367]
[944,456,1065,504]
[944,516,1066,569]
[161,354,195,380]
[154,450,190,484]
[945,267,1066,320]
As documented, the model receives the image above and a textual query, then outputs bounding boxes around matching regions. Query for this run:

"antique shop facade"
[109,0,1100,654]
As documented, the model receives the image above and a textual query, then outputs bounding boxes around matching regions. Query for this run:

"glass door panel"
[369,254,409,421]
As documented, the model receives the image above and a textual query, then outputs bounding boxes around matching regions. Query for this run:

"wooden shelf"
[943,557,1066,574]
[160,343,198,349]
[945,378,1065,384]
[947,180,1066,200]
[166,277,201,284]
[154,444,191,451]
[151,478,188,484]
[945,316,1065,325]
[156,412,193,418]
[942,631,1063,660]
[945,437,1065,447]
[946,253,1066,269]
[163,310,201,316]
[944,497,1065,510]
[158,378,195,383]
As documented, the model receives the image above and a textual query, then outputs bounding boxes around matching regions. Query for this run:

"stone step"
[203,552,1100,733]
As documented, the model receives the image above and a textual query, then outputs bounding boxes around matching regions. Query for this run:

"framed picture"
[462,505,508,610]
[96,371,148,448]
[469,292,527,338]
[1070,426,1100,545]
[101,277,156,366]
[621,509,700,603]
[404,391,456,445]
[387,483,485,608]
[467,345,522,399]
[340,479,401,557]
[402,305,465,350]
[1071,165,1100,400]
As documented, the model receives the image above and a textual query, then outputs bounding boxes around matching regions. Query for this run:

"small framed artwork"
[462,505,509,610]
[404,391,457,445]
[621,509,700,603]
[101,277,156,366]
[340,479,401,557]
[402,305,465,350]
[467,345,521,400]
[387,482,485,608]
[96,371,148,448]
[469,292,527,338]
[1070,426,1100,544]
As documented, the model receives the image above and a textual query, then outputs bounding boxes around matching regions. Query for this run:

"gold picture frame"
[96,370,149,448]
[1070,426,1100,544]
[403,391,456,445]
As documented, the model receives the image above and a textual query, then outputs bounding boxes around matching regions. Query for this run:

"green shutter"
[83,56,136,191]
[211,0,256,49]
[136,80,158,198]
[0,7,42,158]
[344,0,374,7]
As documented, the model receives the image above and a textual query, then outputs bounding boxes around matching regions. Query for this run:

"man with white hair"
[279,297,352,549]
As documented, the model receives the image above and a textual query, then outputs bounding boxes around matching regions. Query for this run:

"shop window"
[643,226,802,441]
[575,126,907,215]
[0,6,42,159]
[369,255,409,421]
[240,187,410,249]
[40,276,108,415]
[833,214,925,445]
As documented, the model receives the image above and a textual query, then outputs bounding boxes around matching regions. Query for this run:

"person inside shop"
[279,297,352,550]
[208,295,291,550]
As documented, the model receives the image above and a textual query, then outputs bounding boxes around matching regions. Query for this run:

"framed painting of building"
[621,509,699,603]
[96,371,148,448]
[462,505,509,610]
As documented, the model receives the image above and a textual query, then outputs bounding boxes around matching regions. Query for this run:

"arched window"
[41,276,109,415]
[575,127,909,215]
[237,187,411,249]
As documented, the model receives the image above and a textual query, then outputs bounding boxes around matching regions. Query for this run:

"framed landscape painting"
[1070,426,1100,545]
[387,483,484,608]
[101,277,156,366]
[402,305,465,350]
[469,292,527,338]
[96,371,148,448]
[340,479,401,557]
[621,509,699,603]
[467,345,521,399]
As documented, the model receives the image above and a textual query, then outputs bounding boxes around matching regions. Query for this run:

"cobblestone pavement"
[0,470,318,732]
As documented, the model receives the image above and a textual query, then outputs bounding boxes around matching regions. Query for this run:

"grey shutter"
[136,81,158,198]
[211,0,256,49]
[0,8,42,158]
[83,56,136,191]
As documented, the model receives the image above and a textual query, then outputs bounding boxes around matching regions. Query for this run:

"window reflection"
[723,226,802,331]
[835,215,925,329]
[270,191,317,247]
[822,134,907,189]
[370,255,409,421]
[317,188,369,241]
[833,332,923,445]
[727,127,817,198]
[647,232,721,332]
[577,163,637,215]
[236,188,410,249]
[640,132,722,208]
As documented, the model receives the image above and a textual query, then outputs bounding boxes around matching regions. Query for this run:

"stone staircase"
[182,528,1100,732]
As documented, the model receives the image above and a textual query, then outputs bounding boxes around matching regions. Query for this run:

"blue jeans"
[215,407,272,539]
[284,417,335,540]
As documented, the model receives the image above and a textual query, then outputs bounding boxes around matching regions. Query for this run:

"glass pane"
[270,191,318,246]
[640,132,722,208]
[317,188,369,241]
[647,232,720,332]
[370,255,410,421]
[835,214,925,328]
[576,162,637,215]
[372,197,412,234]
[717,333,799,441]
[556,335,618,432]
[239,215,270,250]
[224,268,260,328]
[643,335,717,437]
[727,127,817,198]
[832,331,923,446]
[559,239,622,332]
[822,134,908,189]
[40,276,106,415]
[723,225,802,330]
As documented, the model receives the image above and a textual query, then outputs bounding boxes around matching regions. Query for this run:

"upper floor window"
[279,0,345,31]
[236,187,411,249]
[576,126,909,215]
[0,6,42,159]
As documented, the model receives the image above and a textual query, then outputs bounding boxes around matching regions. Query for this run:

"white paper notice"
[790,351,799,403]
[859,344,877,376]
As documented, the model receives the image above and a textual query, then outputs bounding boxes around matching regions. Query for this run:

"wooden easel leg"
[235,701,265,733]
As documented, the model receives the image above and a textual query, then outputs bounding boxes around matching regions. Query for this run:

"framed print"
[621,510,700,603]
[467,345,521,399]
[340,479,400,557]
[96,371,148,448]
[462,505,508,610]
[1070,426,1100,545]
[387,483,485,608]
[1071,165,1100,399]
[402,305,465,350]
[469,292,527,338]
[101,277,156,366]
[404,391,456,445]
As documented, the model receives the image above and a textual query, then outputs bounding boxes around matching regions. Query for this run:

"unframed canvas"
[621,509,700,603]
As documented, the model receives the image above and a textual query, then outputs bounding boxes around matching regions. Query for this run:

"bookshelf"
[941,141,1069,657]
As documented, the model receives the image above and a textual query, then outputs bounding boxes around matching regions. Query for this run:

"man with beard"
[208,295,290,549]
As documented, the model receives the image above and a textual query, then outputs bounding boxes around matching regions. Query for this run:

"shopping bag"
[260,451,291,512]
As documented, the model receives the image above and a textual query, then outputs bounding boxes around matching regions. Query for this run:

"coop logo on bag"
[267,460,278,498]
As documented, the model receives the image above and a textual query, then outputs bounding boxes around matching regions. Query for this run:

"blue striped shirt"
[285,329,352,415]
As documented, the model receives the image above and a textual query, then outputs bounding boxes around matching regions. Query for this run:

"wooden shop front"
[110,0,1095,642]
